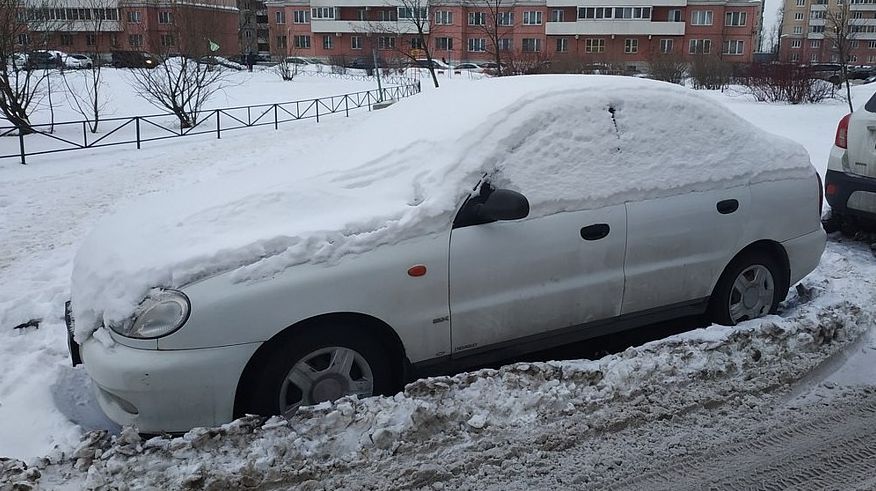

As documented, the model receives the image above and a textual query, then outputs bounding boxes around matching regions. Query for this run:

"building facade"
[778,0,876,65]
[239,0,271,55]
[17,0,240,58]
[264,0,762,68]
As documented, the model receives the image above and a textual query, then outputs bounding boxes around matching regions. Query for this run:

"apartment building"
[264,0,762,68]
[779,0,876,65]
[17,0,239,57]
[240,0,271,55]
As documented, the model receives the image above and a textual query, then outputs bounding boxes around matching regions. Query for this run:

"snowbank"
[70,75,814,339]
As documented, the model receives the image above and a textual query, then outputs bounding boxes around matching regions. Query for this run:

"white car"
[67,76,826,433]
[823,96,876,231]
[454,62,482,71]
[65,54,93,69]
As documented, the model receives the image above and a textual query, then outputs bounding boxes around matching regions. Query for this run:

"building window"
[435,10,452,25]
[244,30,252,38]
[791,53,800,62]
[810,25,824,33]
[398,7,427,19]
[850,54,858,62]
[158,10,172,24]
[277,35,287,49]
[723,39,743,55]
[110,34,118,47]
[497,11,513,26]
[869,40,876,48]
[578,7,613,19]
[869,55,876,63]
[810,10,825,19]
[794,12,804,20]
[410,37,424,49]
[311,7,334,19]
[725,11,746,26]
[853,11,864,19]
[659,38,673,53]
[523,11,542,25]
[522,38,541,52]
[378,36,395,49]
[851,40,860,48]
[551,9,563,22]
[812,54,820,62]
[61,33,73,45]
[469,12,485,25]
[812,39,821,48]
[691,10,712,25]
[293,10,308,23]
[126,10,141,23]
[791,39,802,48]
[323,35,333,49]
[436,36,453,50]
[556,37,568,52]
[17,33,29,46]
[351,36,362,49]
[689,39,712,54]
[294,35,311,49]
[796,0,805,4]
[357,9,366,20]
[86,34,96,46]
[160,34,174,47]
[275,11,285,24]
[668,9,682,21]
[378,9,397,21]
[468,37,486,52]
[615,7,651,19]
[128,34,143,47]
[498,38,512,51]
[624,38,638,54]
[585,38,605,53]
[793,26,803,34]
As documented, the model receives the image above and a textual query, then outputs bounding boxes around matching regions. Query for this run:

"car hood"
[70,75,812,340]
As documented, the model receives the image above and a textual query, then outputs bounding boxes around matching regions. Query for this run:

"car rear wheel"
[710,251,783,325]
[237,322,395,418]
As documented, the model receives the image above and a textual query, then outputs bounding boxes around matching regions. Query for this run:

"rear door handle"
[716,199,739,215]
[580,223,610,241]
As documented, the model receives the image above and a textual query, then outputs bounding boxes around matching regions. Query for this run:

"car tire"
[709,250,784,326]
[236,321,396,418]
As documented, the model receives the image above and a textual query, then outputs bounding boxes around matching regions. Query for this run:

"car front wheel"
[237,322,395,418]
[710,251,783,325]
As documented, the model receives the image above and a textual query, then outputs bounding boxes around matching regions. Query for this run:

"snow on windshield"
[70,75,813,340]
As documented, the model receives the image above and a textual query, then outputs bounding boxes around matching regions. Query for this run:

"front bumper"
[825,169,876,221]
[80,337,260,433]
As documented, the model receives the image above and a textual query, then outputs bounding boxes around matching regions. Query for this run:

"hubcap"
[728,264,775,324]
[279,346,373,417]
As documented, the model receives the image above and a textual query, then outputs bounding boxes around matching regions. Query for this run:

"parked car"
[453,62,482,71]
[283,56,310,65]
[823,93,876,232]
[65,54,93,69]
[408,58,450,70]
[26,50,63,70]
[111,51,157,68]
[808,63,844,85]
[345,57,387,70]
[9,53,27,69]
[67,76,825,433]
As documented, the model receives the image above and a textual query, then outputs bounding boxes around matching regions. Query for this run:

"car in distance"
[111,51,156,68]
[823,93,876,232]
[68,76,826,433]
[26,50,63,70]
[283,56,311,65]
[453,62,482,71]
[65,54,93,69]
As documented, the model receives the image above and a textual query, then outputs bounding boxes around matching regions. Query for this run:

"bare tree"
[61,0,115,133]
[648,50,687,84]
[367,0,440,87]
[0,0,64,133]
[462,0,516,75]
[127,2,230,128]
[825,0,855,112]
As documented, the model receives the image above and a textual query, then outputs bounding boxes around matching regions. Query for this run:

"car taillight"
[835,113,851,149]
[816,172,824,216]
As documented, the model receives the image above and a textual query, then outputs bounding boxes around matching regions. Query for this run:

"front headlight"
[109,289,190,339]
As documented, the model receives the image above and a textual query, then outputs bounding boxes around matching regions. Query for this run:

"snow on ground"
[0,73,875,487]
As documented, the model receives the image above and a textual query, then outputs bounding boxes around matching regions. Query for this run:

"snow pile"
[69,75,814,339]
[17,262,871,489]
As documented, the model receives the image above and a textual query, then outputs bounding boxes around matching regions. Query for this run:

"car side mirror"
[477,188,530,222]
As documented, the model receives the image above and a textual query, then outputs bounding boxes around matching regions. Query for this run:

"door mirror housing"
[477,188,530,222]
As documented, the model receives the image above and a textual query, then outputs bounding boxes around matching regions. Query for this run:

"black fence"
[0,81,420,164]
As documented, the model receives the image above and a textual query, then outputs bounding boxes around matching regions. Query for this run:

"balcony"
[310,0,407,7]
[310,19,426,34]
[546,0,685,7]
[545,20,684,36]
[38,20,122,32]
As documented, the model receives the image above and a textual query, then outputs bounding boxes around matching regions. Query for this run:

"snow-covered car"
[67,76,826,433]
[64,54,93,69]
[824,93,876,230]
[454,62,482,71]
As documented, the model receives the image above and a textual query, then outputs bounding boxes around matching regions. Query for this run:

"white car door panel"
[449,204,627,354]
[622,186,751,314]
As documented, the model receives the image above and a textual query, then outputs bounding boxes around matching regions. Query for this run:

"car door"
[621,185,751,314]
[448,182,627,356]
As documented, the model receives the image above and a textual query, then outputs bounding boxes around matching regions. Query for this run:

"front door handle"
[581,223,610,241]
[717,199,739,215]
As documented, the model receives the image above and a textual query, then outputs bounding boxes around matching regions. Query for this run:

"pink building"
[265,0,762,69]
[778,0,876,65]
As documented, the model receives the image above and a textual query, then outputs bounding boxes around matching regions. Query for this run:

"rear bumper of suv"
[825,169,876,221]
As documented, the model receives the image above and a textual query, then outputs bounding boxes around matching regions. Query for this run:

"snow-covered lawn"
[1,74,875,488]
